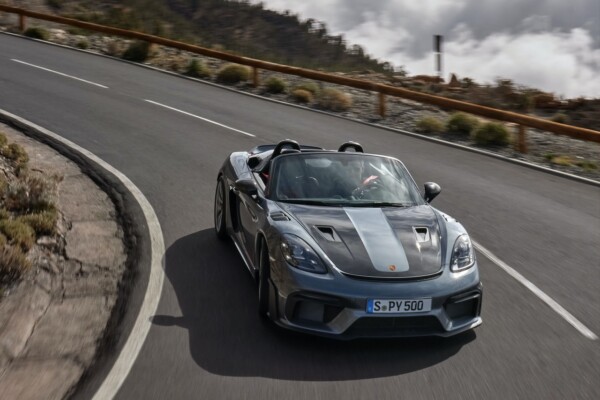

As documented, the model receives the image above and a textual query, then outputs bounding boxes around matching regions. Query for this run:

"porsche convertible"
[214,139,482,338]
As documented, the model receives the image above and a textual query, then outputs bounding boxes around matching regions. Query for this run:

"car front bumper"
[268,260,483,339]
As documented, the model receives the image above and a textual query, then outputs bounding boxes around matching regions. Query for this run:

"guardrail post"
[252,67,259,87]
[516,124,528,153]
[19,14,26,32]
[378,92,386,118]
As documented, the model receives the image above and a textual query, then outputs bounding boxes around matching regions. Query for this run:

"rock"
[0,359,83,400]
[65,221,126,268]
[62,272,120,298]
[0,285,51,359]
[23,297,110,366]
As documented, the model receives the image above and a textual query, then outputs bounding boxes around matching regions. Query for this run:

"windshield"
[269,153,425,207]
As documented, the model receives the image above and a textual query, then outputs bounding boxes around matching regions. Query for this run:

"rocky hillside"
[38,0,392,73]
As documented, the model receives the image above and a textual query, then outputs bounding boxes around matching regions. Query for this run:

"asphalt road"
[1,34,599,399]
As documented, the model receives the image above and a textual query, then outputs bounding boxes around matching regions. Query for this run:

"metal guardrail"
[2,4,599,149]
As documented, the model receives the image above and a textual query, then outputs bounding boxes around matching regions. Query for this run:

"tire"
[258,240,270,317]
[214,177,227,239]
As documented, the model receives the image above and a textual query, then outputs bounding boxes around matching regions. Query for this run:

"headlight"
[450,234,475,272]
[280,234,327,274]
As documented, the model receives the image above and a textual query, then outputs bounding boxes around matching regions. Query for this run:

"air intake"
[413,227,430,243]
[315,226,341,242]
[270,212,290,221]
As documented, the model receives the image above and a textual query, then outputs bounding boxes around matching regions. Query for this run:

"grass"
[185,59,211,79]
[575,160,598,171]
[416,116,445,134]
[472,122,510,147]
[446,112,480,136]
[293,82,320,95]
[0,220,35,251]
[216,64,250,84]
[122,41,151,62]
[264,77,287,94]
[18,209,58,236]
[290,89,313,104]
[0,134,59,288]
[317,88,352,111]
[3,175,54,213]
[0,246,31,286]
[24,27,49,40]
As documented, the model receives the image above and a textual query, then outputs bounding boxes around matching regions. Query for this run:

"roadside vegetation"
[0,132,59,290]
[317,88,352,111]
[216,64,250,84]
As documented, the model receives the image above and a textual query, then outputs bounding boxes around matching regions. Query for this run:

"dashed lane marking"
[11,59,109,89]
[144,99,256,137]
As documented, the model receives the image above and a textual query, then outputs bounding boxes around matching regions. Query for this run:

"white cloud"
[249,0,600,97]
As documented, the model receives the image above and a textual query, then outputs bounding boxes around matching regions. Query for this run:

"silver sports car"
[214,139,482,338]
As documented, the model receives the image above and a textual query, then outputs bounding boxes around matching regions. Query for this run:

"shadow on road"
[152,229,474,380]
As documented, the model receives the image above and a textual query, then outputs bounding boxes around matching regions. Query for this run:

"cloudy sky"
[249,0,599,98]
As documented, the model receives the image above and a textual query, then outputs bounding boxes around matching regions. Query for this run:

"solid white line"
[473,240,598,341]
[0,110,166,399]
[144,99,256,137]
[11,59,109,89]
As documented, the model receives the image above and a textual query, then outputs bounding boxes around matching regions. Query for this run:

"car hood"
[282,204,443,279]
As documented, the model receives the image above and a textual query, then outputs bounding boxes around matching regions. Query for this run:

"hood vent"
[270,212,290,221]
[315,226,341,242]
[413,227,430,243]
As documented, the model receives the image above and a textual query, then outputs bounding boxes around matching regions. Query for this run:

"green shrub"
[216,64,250,84]
[3,143,28,162]
[317,88,352,111]
[293,82,319,95]
[122,41,150,62]
[76,39,89,50]
[473,122,510,147]
[4,176,54,213]
[551,113,570,124]
[0,245,31,285]
[18,209,58,236]
[2,143,29,171]
[0,132,7,147]
[416,116,445,134]
[24,27,49,40]
[185,59,211,79]
[0,208,9,221]
[264,77,287,94]
[290,89,313,104]
[575,160,597,171]
[0,220,35,251]
[446,112,480,136]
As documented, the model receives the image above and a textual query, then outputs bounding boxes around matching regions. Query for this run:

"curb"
[0,109,165,400]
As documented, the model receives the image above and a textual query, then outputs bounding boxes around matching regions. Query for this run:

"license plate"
[367,298,432,314]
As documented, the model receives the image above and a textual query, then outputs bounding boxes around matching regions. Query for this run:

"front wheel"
[214,177,227,239]
[258,240,271,317]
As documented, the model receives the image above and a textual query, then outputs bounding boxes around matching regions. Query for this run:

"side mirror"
[234,179,258,198]
[423,182,441,203]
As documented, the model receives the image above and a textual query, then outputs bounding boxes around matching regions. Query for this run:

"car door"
[235,173,264,265]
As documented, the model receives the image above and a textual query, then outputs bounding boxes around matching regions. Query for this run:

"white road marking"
[0,110,166,399]
[144,99,256,137]
[11,59,109,89]
[473,240,598,341]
